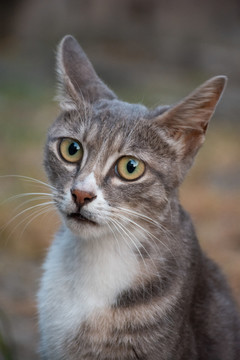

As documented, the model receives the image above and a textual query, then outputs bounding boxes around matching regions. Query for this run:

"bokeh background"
[0,1,240,358]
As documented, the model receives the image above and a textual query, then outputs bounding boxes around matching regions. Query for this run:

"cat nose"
[71,189,96,207]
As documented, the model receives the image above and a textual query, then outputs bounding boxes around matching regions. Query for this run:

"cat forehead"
[49,99,151,142]
[87,100,155,151]
[51,99,149,132]
[93,99,149,121]
[88,100,150,150]
[49,101,173,162]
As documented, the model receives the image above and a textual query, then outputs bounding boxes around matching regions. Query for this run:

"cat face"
[44,35,226,240]
[45,100,173,239]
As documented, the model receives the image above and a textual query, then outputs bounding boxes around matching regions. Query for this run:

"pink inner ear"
[153,76,226,158]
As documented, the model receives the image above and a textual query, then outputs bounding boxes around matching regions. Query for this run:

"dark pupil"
[127,159,138,173]
[68,142,79,156]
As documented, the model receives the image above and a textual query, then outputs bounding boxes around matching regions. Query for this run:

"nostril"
[71,189,96,207]
[84,196,95,204]
[71,191,77,202]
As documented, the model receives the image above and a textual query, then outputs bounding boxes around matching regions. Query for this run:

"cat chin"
[63,216,110,240]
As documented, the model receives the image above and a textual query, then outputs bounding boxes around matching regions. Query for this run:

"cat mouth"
[67,212,97,225]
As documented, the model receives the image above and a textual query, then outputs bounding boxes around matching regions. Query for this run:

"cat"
[37,35,240,360]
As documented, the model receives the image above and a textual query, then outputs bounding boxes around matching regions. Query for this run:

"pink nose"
[71,189,96,207]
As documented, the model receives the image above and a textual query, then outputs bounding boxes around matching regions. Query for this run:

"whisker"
[13,196,54,214]
[106,220,122,254]
[109,218,152,299]
[0,201,55,233]
[0,175,55,191]
[4,204,55,244]
[108,218,137,257]
[18,205,55,240]
[108,219,145,279]
[1,192,53,206]
[115,215,163,277]
[116,206,177,244]
[96,207,175,265]
[1,194,53,212]
[111,218,148,270]
[117,206,161,227]
[116,212,179,267]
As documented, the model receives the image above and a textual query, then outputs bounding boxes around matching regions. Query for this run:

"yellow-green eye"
[116,156,145,181]
[59,138,83,163]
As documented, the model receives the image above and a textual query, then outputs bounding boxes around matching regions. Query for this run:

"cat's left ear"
[153,76,227,159]
[56,35,116,110]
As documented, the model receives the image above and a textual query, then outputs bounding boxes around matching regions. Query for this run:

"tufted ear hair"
[56,35,116,110]
[153,76,227,160]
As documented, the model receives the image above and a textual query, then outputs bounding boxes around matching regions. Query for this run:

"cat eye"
[59,138,83,163]
[116,156,145,181]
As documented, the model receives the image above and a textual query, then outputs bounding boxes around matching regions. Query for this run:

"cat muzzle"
[67,212,97,225]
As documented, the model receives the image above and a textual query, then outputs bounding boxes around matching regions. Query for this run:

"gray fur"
[38,35,240,360]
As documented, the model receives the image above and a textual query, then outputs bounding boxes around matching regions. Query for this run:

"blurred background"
[0,0,240,358]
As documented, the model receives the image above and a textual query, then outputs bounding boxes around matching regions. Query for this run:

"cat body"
[37,35,240,359]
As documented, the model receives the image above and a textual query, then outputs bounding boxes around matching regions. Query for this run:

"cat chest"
[63,302,173,360]
[38,235,179,359]
[38,234,142,335]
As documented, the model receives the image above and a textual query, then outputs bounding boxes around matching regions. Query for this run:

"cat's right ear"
[56,35,116,110]
[152,76,226,159]
[151,76,226,181]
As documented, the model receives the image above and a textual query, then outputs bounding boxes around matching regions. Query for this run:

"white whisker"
[109,218,150,298]
[108,218,133,253]
[0,175,56,191]
[116,206,177,244]
[106,220,122,254]
[18,205,55,240]
[111,218,148,270]
[2,203,55,244]
[1,201,55,233]
[1,192,53,205]
[117,206,162,227]
[115,209,179,267]
[13,196,54,214]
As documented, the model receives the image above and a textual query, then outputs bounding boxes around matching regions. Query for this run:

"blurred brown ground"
[0,1,240,359]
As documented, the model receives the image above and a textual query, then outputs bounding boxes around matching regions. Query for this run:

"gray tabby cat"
[37,35,240,360]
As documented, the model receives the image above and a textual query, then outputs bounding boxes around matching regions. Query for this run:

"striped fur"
[37,35,240,360]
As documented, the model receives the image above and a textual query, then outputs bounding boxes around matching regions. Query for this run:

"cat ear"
[153,76,227,158]
[56,35,116,110]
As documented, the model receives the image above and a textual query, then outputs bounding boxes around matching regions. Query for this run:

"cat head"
[44,35,226,239]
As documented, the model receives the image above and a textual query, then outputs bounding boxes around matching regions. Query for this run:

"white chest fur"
[37,227,140,356]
